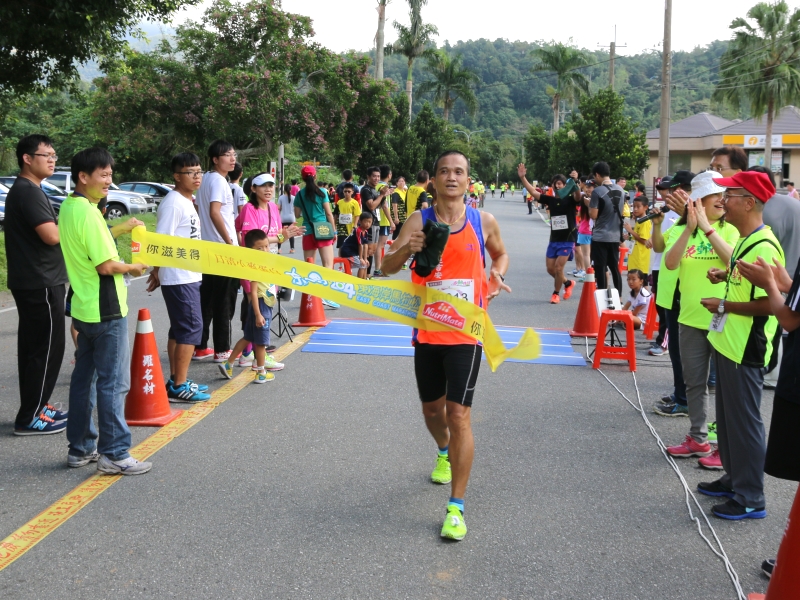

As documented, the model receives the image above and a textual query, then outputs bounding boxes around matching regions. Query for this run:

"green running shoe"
[431,454,452,484]
[441,506,467,540]
[708,421,718,444]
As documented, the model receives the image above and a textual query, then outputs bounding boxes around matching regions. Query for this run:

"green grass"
[0,212,157,292]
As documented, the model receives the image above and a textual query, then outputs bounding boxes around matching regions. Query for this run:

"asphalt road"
[0,192,795,599]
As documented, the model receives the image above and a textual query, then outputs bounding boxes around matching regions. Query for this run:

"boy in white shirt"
[146,153,210,403]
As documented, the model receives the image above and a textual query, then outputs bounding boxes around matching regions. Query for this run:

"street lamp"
[453,129,484,144]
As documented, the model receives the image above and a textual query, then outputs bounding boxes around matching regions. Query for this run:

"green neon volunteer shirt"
[656,225,682,311]
[676,221,740,330]
[708,227,784,367]
[58,194,128,322]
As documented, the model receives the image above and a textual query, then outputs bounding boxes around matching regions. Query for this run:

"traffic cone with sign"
[569,268,599,338]
[292,258,331,328]
[125,308,181,427]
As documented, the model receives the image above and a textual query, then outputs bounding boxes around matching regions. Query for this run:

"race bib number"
[427,278,474,303]
[551,215,568,231]
[339,213,353,225]
[709,312,727,333]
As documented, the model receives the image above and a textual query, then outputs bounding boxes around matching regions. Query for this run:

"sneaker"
[563,280,575,300]
[68,450,100,468]
[167,381,211,403]
[550,293,560,304]
[648,344,667,356]
[431,454,452,484]
[697,479,735,498]
[666,435,713,458]
[574,270,586,279]
[97,455,152,475]
[13,413,67,436]
[441,506,467,541]
[186,379,209,392]
[43,403,68,421]
[218,361,234,380]
[213,350,232,363]
[707,422,718,444]
[698,449,723,470]
[238,350,254,367]
[321,299,340,309]
[762,558,776,579]
[253,368,275,384]
[192,348,214,360]
[263,355,285,371]
[712,498,766,520]
[653,401,689,417]
[571,269,579,276]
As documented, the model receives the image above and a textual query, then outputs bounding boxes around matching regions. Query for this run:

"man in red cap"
[697,170,785,520]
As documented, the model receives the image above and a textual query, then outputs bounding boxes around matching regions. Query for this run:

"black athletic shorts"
[414,343,482,407]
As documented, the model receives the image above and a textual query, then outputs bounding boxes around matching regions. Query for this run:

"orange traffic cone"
[125,308,181,427]
[293,258,331,327]
[748,484,800,600]
[570,268,599,338]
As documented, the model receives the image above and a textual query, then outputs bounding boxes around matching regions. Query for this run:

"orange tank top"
[412,206,488,346]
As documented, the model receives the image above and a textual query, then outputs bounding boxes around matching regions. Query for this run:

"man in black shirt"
[518,164,581,304]
[359,166,390,276]
[335,169,357,199]
[6,134,70,435]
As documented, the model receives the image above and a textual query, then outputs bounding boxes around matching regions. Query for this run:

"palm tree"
[417,50,479,121]
[529,44,591,132]
[386,0,438,119]
[713,1,800,160]
[374,0,389,79]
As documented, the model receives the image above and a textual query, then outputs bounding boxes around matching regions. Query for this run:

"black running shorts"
[414,343,482,407]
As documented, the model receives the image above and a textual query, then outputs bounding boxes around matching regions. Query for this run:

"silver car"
[44,171,157,220]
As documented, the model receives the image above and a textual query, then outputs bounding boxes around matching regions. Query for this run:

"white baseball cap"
[690,170,726,201]
[251,173,275,186]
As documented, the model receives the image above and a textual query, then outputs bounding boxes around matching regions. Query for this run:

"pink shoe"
[666,435,713,458]
[698,448,723,470]
[213,350,232,363]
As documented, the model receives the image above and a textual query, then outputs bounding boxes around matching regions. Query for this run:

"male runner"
[383,150,511,541]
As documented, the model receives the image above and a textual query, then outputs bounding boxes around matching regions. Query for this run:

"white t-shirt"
[650,210,679,272]
[196,171,238,245]
[230,183,247,214]
[278,194,296,223]
[630,287,652,323]
[155,190,203,285]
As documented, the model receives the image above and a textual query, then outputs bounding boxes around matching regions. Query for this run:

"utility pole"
[598,26,626,91]
[278,143,285,186]
[657,0,673,178]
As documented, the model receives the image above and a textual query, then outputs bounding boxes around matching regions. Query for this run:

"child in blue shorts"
[219,229,284,384]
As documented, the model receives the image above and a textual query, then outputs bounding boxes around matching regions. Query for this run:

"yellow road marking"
[0,328,317,571]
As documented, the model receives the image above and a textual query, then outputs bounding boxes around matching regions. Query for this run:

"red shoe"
[192,348,214,361]
[563,280,575,300]
[550,293,560,304]
[666,435,713,458]
[698,448,723,470]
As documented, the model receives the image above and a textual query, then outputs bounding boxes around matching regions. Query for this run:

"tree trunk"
[552,94,560,133]
[375,1,386,80]
[765,96,774,172]
[407,59,414,120]
[443,97,450,122]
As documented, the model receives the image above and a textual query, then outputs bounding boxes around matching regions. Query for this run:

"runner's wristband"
[704,229,716,237]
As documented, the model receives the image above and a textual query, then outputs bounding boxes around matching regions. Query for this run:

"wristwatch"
[718,299,725,314]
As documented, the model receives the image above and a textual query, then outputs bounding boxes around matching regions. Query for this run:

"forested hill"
[374,38,748,136]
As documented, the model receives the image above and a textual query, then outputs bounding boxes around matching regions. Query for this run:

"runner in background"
[382,150,511,541]
[391,176,408,240]
[374,165,396,277]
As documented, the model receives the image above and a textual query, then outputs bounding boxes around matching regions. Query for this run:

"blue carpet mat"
[301,320,587,366]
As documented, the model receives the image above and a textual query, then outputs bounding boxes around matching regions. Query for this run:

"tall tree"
[412,102,455,172]
[374,0,389,79]
[417,51,479,121]
[386,0,438,119]
[529,43,591,133]
[713,1,800,160]
[0,0,199,97]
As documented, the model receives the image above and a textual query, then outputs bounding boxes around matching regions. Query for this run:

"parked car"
[118,182,173,204]
[0,183,7,229]
[44,170,157,220]
[0,176,67,214]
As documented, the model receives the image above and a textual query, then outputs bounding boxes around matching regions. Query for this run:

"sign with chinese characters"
[744,135,782,149]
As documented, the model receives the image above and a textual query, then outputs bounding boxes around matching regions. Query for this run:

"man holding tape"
[382,150,511,541]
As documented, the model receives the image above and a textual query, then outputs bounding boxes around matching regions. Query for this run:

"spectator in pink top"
[290,179,300,197]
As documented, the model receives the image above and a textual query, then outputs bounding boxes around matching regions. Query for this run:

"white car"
[45,171,157,220]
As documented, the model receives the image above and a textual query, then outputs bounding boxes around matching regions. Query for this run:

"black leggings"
[277,222,295,250]
[591,241,622,294]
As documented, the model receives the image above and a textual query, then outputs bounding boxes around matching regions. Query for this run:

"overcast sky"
[172,0,761,56]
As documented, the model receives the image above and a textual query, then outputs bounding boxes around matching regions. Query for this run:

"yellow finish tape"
[131,227,540,371]
[0,329,316,572]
